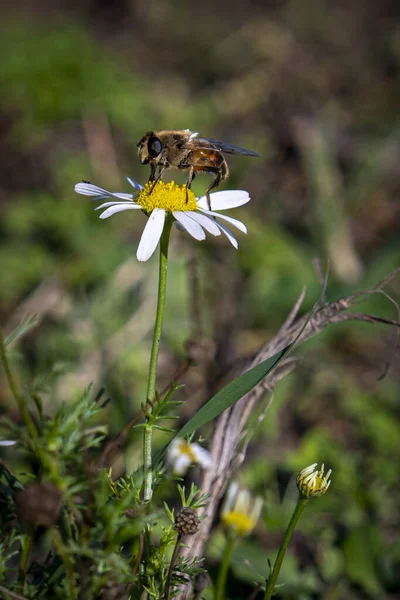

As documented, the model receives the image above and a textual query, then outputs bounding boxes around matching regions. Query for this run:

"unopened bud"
[296,463,332,499]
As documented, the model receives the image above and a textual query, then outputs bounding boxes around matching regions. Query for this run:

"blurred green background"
[0,1,399,598]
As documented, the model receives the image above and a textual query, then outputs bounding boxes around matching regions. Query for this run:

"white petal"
[137,208,166,261]
[198,209,247,233]
[0,440,16,446]
[186,212,221,236]
[191,443,212,469]
[173,212,206,241]
[95,201,141,210]
[167,438,182,461]
[126,176,143,190]
[197,190,250,210]
[75,182,137,201]
[99,204,142,219]
[236,489,250,513]
[250,497,263,524]
[111,193,137,200]
[75,182,110,196]
[215,221,238,249]
[173,455,191,476]
[223,482,239,515]
[300,463,318,476]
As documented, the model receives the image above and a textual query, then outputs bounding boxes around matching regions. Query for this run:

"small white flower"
[296,463,332,498]
[0,439,16,446]
[74,178,250,262]
[167,438,212,476]
[221,481,263,536]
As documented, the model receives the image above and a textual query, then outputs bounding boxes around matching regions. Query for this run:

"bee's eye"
[148,137,162,157]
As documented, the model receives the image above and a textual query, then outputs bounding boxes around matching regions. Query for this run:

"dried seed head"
[175,507,200,536]
[16,482,63,528]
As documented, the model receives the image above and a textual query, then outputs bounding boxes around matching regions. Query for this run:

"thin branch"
[277,286,306,334]
[188,249,204,339]
[91,409,143,470]
[373,267,400,290]
[0,584,29,600]
[163,534,183,600]
[312,258,329,305]
[247,582,263,600]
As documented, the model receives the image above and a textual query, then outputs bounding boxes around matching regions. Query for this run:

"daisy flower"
[221,481,263,537]
[74,177,250,262]
[167,438,212,476]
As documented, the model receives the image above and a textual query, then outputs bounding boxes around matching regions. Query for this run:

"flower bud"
[296,463,332,499]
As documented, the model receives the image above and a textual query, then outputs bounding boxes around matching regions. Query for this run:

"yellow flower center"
[136,181,197,213]
[178,441,198,463]
[222,511,255,536]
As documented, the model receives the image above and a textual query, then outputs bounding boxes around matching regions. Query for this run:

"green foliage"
[0,22,147,139]
[0,374,206,598]
[0,4,399,599]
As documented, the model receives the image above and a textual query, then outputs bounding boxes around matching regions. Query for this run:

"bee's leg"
[204,158,228,210]
[149,165,167,194]
[148,163,157,182]
[205,171,222,211]
[185,167,196,202]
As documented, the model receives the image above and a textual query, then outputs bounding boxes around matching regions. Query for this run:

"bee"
[137,129,260,209]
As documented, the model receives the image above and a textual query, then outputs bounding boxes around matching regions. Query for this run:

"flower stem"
[0,328,38,444]
[163,532,182,600]
[17,532,33,587]
[263,497,309,600]
[50,530,79,600]
[215,534,236,600]
[0,329,59,476]
[143,218,173,503]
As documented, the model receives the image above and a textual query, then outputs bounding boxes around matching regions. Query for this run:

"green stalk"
[163,532,182,600]
[0,329,38,443]
[51,530,78,600]
[143,218,173,503]
[17,532,33,587]
[215,534,236,600]
[263,497,309,600]
[0,328,56,473]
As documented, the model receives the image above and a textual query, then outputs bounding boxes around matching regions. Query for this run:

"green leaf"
[4,314,39,346]
[344,525,383,596]
[174,345,290,440]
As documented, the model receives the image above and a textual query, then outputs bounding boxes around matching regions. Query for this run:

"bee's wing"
[197,137,261,157]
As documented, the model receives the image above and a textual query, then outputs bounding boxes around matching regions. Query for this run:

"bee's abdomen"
[180,149,228,180]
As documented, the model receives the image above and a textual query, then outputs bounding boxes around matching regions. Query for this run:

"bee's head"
[137,132,163,164]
